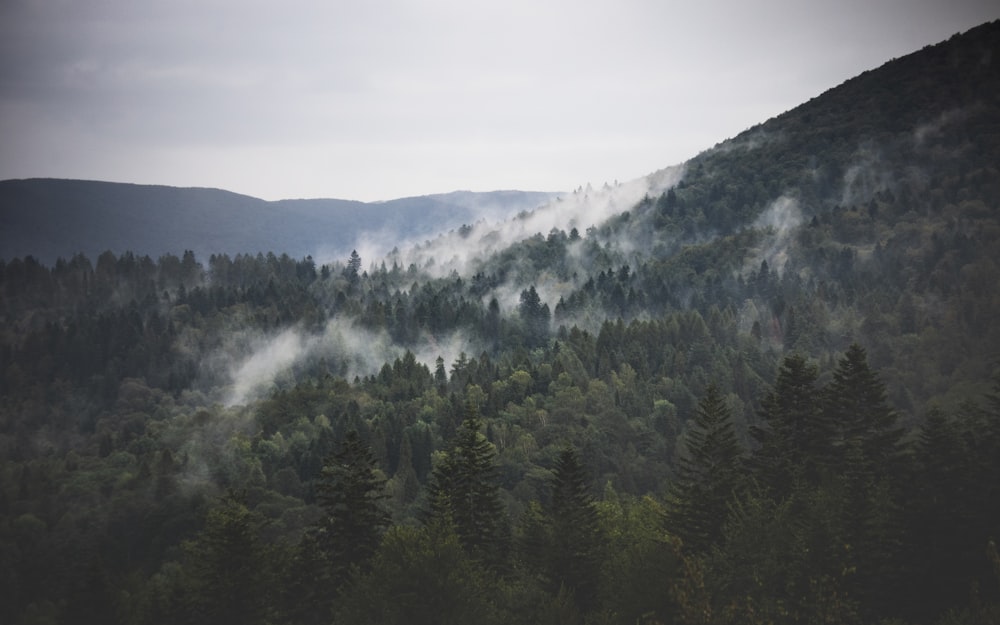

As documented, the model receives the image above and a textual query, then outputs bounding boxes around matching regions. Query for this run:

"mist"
[747,195,803,276]
[377,165,684,280]
[219,318,482,408]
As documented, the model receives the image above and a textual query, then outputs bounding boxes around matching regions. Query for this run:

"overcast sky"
[0,1,996,202]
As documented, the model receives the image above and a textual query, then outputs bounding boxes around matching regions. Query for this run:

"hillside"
[1,19,999,625]
[0,178,557,264]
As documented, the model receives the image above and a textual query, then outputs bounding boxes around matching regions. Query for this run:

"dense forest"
[2,19,1000,625]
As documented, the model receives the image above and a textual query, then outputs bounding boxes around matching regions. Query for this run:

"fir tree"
[427,404,509,568]
[344,249,361,285]
[750,353,829,499]
[181,496,273,625]
[315,429,390,584]
[668,383,744,553]
[546,446,603,610]
[823,343,902,474]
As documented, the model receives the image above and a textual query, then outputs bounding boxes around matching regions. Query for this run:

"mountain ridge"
[0,177,560,265]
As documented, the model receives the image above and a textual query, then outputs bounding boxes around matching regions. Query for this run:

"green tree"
[180,496,274,625]
[427,405,509,568]
[823,343,902,474]
[344,249,362,285]
[668,383,745,553]
[332,523,504,625]
[315,429,390,584]
[519,285,550,347]
[750,353,829,499]
[523,446,603,612]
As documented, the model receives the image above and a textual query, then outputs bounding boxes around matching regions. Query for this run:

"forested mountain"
[0,179,558,265]
[1,19,999,625]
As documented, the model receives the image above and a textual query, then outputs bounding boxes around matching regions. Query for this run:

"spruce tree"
[315,429,390,584]
[668,383,744,553]
[823,343,902,474]
[427,404,509,568]
[182,496,273,625]
[546,446,602,610]
[750,353,829,499]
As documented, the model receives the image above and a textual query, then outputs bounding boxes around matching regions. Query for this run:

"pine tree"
[344,249,361,285]
[750,353,829,500]
[821,344,905,619]
[519,285,550,347]
[904,407,972,619]
[823,343,902,474]
[546,446,603,610]
[427,404,509,568]
[668,383,745,553]
[315,429,390,584]
[182,496,273,625]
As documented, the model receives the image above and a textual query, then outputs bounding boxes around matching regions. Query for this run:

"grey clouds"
[1,0,996,201]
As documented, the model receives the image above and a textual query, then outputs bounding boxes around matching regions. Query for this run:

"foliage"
[1,20,1000,625]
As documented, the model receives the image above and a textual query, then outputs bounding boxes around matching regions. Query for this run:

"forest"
[1,18,1000,625]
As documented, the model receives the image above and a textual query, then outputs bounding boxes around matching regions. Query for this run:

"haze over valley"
[2,17,1000,625]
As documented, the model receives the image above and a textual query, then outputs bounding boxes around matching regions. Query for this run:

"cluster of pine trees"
[3,20,1000,624]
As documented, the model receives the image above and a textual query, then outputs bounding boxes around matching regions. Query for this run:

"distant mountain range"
[0,179,559,265]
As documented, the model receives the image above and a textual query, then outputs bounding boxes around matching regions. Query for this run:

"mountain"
[2,19,1000,625]
[0,178,558,264]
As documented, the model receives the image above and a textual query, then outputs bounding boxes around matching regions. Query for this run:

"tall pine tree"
[315,429,390,584]
[667,383,745,553]
[525,446,603,611]
[427,404,509,568]
[750,354,829,500]
[823,343,902,475]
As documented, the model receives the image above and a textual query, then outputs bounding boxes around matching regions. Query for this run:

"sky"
[0,1,996,202]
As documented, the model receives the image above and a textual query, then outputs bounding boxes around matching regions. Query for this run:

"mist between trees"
[3,20,1000,624]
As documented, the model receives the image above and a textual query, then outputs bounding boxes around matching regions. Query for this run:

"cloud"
[10,1,995,201]
[747,195,803,276]
[226,328,304,406]
[383,165,685,280]
[219,316,484,407]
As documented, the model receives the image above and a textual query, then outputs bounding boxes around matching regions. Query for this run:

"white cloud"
[2,0,997,201]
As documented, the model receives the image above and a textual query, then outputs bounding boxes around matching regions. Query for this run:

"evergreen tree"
[668,383,745,553]
[181,496,273,625]
[750,353,829,500]
[519,285,550,347]
[427,404,509,568]
[821,344,905,619]
[344,249,361,285]
[823,343,902,474]
[545,446,603,611]
[315,429,390,584]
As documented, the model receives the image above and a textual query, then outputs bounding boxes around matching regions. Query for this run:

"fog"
[381,165,684,280]
[748,195,803,276]
[219,318,481,407]
[201,164,692,406]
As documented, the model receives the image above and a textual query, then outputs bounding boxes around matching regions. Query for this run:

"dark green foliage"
[2,21,1000,625]
[344,249,362,285]
[519,285,551,347]
[427,406,509,567]
[332,523,506,625]
[519,447,603,612]
[314,429,390,584]
[823,343,902,474]
[668,383,745,553]
[179,496,275,625]
[750,354,829,499]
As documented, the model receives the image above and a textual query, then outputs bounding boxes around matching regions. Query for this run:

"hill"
[1,19,999,625]
[0,178,558,264]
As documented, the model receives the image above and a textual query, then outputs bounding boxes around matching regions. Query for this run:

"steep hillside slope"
[1,20,999,625]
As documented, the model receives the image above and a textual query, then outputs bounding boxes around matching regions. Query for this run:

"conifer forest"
[2,19,1000,625]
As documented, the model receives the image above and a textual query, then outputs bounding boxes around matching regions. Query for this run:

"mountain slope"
[0,178,558,264]
[3,19,1000,625]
